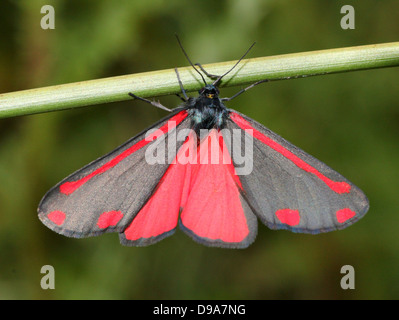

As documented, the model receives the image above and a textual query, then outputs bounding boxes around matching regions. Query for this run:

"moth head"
[200,84,219,99]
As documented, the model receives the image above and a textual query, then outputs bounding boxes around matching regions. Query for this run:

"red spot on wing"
[275,209,300,226]
[60,111,188,195]
[180,130,249,243]
[336,208,356,223]
[97,211,124,229]
[230,112,351,194]
[48,210,66,226]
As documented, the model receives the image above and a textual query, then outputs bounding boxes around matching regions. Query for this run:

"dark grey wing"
[38,110,191,239]
[226,110,369,234]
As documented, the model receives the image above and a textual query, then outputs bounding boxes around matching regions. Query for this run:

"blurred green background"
[0,0,398,299]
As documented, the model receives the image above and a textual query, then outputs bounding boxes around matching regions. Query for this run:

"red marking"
[124,143,189,241]
[336,208,356,223]
[60,111,188,195]
[230,112,351,194]
[48,210,66,226]
[124,130,247,243]
[180,130,248,243]
[218,131,242,189]
[97,211,124,229]
[175,132,197,208]
[275,209,300,226]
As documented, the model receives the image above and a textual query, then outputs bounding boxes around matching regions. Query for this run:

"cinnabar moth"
[38,39,369,249]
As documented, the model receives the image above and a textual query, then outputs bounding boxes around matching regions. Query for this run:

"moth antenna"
[212,42,256,87]
[175,34,208,86]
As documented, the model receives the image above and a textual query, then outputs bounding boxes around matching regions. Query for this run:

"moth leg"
[221,79,269,102]
[128,92,172,112]
[174,68,189,101]
[175,93,187,102]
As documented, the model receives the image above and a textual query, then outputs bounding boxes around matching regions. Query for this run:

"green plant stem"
[1,42,399,119]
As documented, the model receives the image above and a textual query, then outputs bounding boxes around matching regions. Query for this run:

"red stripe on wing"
[122,131,197,241]
[180,130,249,243]
[230,112,351,194]
[123,154,188,241]
[60,111,188,195]
[123,129,249,245]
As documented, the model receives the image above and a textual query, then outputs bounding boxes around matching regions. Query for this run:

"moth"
[38,38,369,248]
